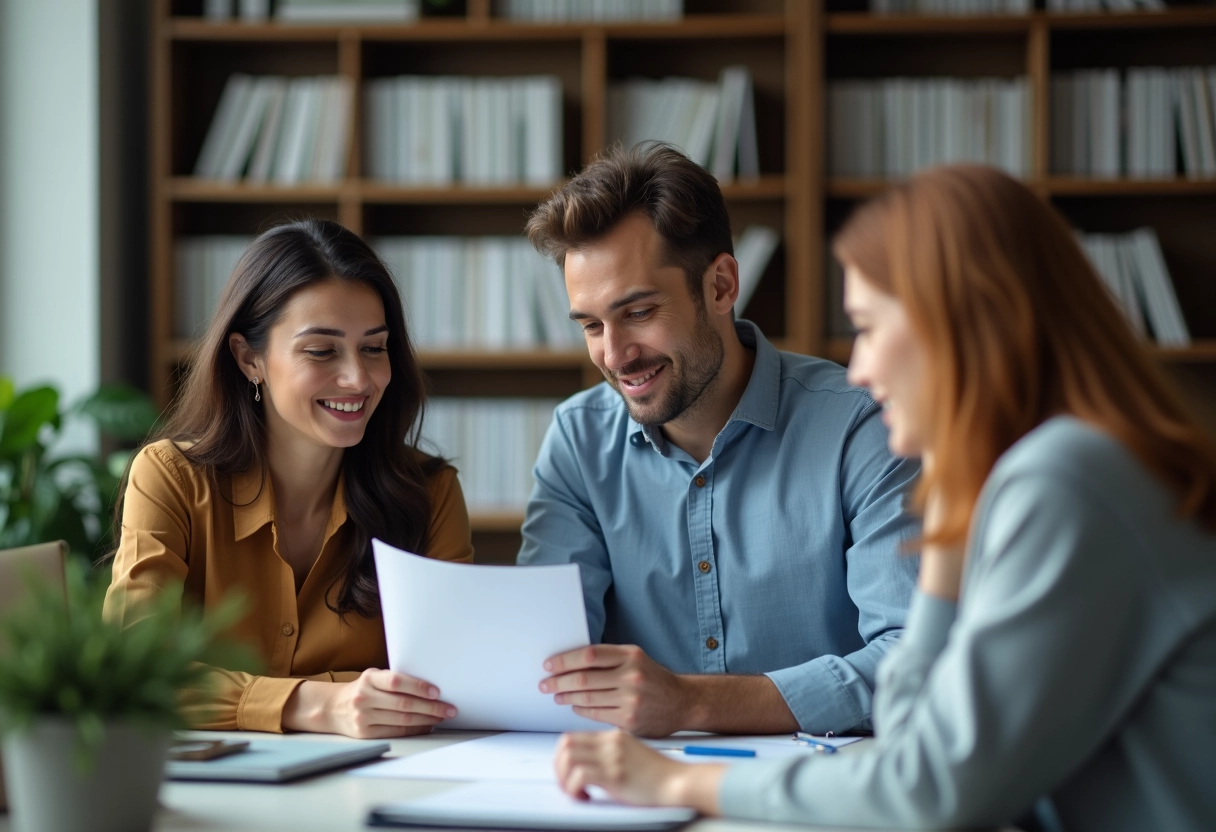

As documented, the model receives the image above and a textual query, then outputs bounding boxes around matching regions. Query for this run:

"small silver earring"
[251,376,261,403]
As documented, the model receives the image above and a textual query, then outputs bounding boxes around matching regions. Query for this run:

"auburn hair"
[833,165,1216,548]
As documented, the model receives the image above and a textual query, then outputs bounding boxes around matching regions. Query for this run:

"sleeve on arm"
[105,445,313,734]
[426,465,475,563]
[517,411,614,643]
[767,405,922,733]
[723,472,1156,829]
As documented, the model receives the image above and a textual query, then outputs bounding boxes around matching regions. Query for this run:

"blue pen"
[792,732,837,754]
[681,745,756,758]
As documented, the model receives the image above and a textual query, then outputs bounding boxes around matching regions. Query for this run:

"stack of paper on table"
[368,782,696,830]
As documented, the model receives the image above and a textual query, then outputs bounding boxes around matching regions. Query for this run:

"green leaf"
[71,385,159,441]
[0,387,58,456]
[0,377,14,411]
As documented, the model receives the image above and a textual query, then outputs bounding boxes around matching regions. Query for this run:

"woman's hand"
[283,669,456,738]
[554,730,725,815]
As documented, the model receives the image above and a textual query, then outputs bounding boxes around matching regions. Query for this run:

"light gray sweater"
[719,417,1216,831]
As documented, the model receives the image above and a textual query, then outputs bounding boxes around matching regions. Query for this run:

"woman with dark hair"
[547,166,1216,830]
[105,219,473,737]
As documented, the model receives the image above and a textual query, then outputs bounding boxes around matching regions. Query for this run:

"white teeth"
[623,368,659,388]
[322,400,364,413]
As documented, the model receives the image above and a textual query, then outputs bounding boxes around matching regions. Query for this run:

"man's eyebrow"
[294,325,390,338]
[568,290,661,321]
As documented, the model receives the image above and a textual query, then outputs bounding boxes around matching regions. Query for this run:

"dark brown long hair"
[117,219,442,617]
[834,165,1216,548]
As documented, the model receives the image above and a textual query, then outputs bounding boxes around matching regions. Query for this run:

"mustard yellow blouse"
[104,439,474,733]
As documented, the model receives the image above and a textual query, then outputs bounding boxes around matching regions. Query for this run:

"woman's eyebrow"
[294,325,389,338]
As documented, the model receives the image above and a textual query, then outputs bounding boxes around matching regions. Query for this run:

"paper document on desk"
[352,731,856,783]
[368,781,696,830]
[372,539,602,732]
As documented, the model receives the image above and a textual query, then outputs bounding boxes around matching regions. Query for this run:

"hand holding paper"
[372,539,604,732]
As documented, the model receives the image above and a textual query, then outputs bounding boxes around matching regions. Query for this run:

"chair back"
[0,541,68,812]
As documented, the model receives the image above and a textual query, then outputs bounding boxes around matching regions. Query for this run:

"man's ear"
[705,252,740,316]
[228,333,262,382]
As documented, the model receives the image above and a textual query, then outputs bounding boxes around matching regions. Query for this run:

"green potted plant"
[0,560,252,832]
[0,375,160,561]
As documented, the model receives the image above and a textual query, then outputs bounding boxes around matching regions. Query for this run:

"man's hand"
[554,730,724,814]
[539,644,690,737]
[283,669,457,738]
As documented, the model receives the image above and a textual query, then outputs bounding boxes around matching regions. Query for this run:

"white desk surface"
[0,730,1018,832]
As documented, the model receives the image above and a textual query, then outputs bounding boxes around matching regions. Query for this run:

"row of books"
[1079,227,1189,346]
[824,226,1189,348]
[498,0,682,21]
[204,0,419,21]
[175,237,250,339]
[870,0,1030,13]
[1046,0,1166,10]
[194,75,353,184]
[364,75,563,186]
[422,398,560,512]
[607,66,759,183]
[175,226,781,346]
[375,236,582,350]
[1052,67,1216,179]
[827,77,1030,178]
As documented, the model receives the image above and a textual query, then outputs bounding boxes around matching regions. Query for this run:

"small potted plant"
[0,560,251,832]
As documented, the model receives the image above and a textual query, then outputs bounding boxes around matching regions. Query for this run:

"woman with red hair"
[553,166,1216,831]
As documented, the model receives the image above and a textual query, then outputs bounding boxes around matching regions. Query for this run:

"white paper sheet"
[369,781,696,830]
[352,731,859,783]
[372,539,603,732]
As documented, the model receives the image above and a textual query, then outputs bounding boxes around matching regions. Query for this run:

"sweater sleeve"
[718,470,1161,829]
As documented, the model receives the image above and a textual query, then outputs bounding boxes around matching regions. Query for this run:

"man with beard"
[517,143,920,737]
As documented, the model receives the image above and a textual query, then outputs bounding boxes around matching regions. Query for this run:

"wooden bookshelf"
[819,2,1216,436]
[149,0,807,549]
[150,1,1216,547]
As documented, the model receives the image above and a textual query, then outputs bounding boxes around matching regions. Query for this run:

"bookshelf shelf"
[1043,178,1216,197]
[166,340,591,372]
[359,183,561,205]
[167,178,346,202]
[1043,8,1216,31]
[719,175,788,201]
[469,512,526,533]
[829,178,1216,200]
[825,338,1216,366]
[826,13,1033,35]
[825,9,1216,36]
[168,15,787,43]
[419,350,590,371]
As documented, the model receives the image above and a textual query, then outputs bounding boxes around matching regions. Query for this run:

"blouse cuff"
[901,589,958,660]
[717,758,811,821]
[236,676,306,733]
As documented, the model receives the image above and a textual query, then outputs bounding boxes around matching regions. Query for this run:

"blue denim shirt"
[518,321,921,732]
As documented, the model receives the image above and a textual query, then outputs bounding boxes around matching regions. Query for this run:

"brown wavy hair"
[525,141,733,301]
[833,165,1216,548]
[114,219,443,617]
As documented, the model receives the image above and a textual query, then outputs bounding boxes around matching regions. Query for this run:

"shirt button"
[705,637,718,650]
[694,476,706,488]
[282,623,295,637]
[698,561,711,574]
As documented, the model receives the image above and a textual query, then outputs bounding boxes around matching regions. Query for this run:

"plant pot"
[1,717,170,832]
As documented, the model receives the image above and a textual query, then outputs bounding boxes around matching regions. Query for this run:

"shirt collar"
[231,466,349,542]
[629,319,780,451]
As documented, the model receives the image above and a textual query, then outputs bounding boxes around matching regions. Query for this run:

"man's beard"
[606,306,725,427]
